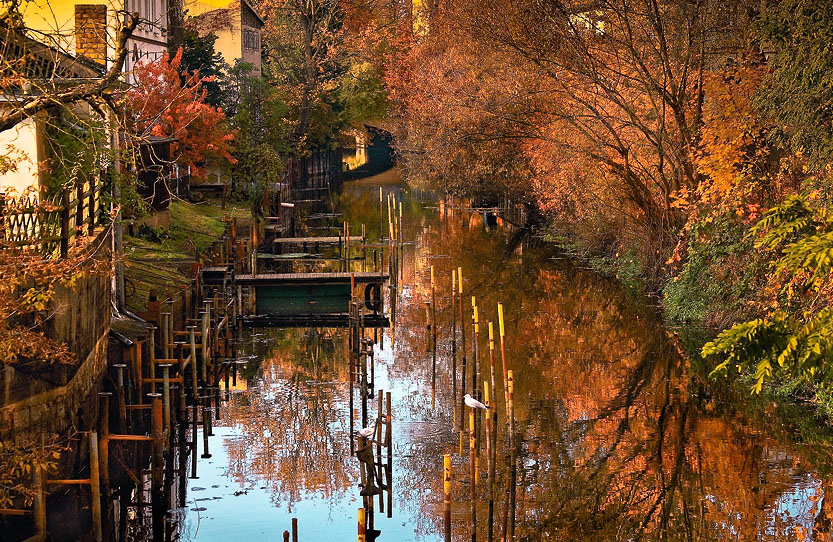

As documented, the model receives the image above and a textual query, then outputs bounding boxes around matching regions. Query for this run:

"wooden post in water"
[470,409,477,542]
[497,304,509,420]
[358,508,366,542]
[33,454,45,538]
[471,298,480,456]
[114,364,127,432]
[189,405,198,479]
[385,391,393,518]
[292,517,299,542]
[160,364,172,434]
[349,302,355,454]
[444,453,452,542]
[487,323,497,542]
[89,431,103,542]
[201,390,212,459]
[149,393,164,542]
[451,270,457,427]
[189,326,199,400]
[283,531,290,542]
[431,265,436,409]
[458,267,467,433]
[484,382,495,542]
[376,390,385,514]
[161,312,170,361]
[507,370,516,541]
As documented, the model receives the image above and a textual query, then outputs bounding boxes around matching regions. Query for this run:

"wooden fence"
[0,178,103,257]
[285,148,343,199]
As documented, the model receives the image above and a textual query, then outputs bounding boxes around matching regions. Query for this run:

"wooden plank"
[241,313,390,328]
[269,236,364,244]
[236,272,388,286]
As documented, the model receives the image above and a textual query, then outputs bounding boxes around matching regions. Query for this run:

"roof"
[0,23,104,81]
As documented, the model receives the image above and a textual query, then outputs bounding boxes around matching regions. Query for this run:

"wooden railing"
[0,178,103,257]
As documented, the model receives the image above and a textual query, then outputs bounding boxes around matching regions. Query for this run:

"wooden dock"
[267,235,364,244]
[240,313,389,328]
[235,272,388,286]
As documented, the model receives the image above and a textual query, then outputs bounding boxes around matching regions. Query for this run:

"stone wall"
[0,228,112,443]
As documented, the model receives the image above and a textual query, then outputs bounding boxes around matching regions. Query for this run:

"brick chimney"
[75,5,107,65]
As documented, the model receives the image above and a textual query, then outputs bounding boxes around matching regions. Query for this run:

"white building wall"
[0,118,41,196]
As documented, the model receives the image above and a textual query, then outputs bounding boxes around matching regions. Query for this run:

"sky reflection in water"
[180,174,833,541]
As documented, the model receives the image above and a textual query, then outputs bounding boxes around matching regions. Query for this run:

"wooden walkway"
[235,271,388,286]
[240,313,389,328]
[267,235,364,244]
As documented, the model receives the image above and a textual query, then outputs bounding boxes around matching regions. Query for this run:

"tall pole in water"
[451,270,457,426]
[431,265,437,409]
[458,267,467,434]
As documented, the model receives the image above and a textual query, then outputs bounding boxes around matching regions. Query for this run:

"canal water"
[179,171,833,541]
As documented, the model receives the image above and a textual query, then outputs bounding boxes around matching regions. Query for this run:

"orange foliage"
[124,48,236,180]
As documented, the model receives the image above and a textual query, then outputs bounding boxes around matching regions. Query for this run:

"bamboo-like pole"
[487,322,498,542]
[472,298,480,456]
[451,270,457,426]
[484,381,495,542]
[470,409,477,542]
[358,508,366,542]
[292,517,299,542]
[498,304,509,420]
[444,453,452,542]
[508,370,516,541]
[431,265,436,409]
[458,267,467,432]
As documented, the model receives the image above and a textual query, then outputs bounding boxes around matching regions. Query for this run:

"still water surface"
[180,172,833,541]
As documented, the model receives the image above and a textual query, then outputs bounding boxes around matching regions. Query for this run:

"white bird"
[357,424,376,438]
[464,394,490,410]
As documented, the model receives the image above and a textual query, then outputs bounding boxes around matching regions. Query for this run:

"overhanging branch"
[0,13,139,133]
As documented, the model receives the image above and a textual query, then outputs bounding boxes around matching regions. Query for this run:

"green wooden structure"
[235,272,389,327]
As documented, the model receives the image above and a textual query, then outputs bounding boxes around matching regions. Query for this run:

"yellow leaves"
[20,286,53,313]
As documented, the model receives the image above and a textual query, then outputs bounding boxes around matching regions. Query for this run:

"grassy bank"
[124,198,250,314]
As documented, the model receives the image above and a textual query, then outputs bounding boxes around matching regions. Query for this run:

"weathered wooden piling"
[451,270,457,426]
[292,517,299,542]
[385,390,393,518]
[458,267,467,432]
[470,409,477,542]
[431,265,436,409]
[508,369,516,541]
[358,508,366,542]
[483,382,495,542]
[33,455,45,538]
[487,323,497,542]
[444,453,452,542]
[498,304,509,420]
[376,390,385,513]
[189,405,198,479]
[89,431,103,542]
[472,298,480,456]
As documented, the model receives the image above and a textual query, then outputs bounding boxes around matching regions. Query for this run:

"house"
[19,0,168,80]
[186,0,264,76]
[0,23,104,196]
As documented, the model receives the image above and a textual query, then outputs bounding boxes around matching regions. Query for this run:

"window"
[243,30,259,51]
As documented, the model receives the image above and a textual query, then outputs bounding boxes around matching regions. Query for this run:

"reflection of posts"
[444,454,452,542]
[356,442,383,496]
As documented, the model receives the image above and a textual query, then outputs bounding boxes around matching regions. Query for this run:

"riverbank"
[534,212,833,431]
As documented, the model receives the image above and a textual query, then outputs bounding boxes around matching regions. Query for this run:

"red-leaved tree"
[124,48,236,180]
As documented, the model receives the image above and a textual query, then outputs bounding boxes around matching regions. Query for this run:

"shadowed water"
[180,171,833,541]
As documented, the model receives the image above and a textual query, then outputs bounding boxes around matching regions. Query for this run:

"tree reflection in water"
[191,179,833,541]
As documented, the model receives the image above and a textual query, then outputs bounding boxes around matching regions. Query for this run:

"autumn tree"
[124,48,236,181]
